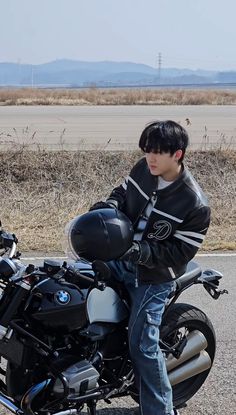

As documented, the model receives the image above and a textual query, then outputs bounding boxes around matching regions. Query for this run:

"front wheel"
[161,303,216,408]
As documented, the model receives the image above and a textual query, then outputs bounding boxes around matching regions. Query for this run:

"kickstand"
[87,400,97,415]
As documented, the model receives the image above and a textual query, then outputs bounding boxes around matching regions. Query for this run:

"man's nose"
[147,153,156,162]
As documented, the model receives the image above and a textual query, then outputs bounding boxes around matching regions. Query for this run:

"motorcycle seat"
[175,261,202,291]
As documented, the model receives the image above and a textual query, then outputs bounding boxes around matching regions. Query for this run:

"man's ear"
[175,150,183,162]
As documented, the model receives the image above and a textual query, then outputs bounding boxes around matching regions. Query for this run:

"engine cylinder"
[53,360,100,397]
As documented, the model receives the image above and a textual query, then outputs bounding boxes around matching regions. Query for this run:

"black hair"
[139,120,189,163]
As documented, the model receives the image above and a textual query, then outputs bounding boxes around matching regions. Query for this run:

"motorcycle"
[0,225,228,415]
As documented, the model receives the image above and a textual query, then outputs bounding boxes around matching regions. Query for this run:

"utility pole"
[17,58,21,86]
[158,52,162,84]
[31,65,34,88]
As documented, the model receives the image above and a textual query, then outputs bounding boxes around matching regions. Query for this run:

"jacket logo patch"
[147,220,172,240]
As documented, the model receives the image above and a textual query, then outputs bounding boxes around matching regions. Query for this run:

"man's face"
[145,150,182,180]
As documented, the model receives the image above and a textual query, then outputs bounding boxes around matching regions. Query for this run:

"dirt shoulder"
[0,87,236,105]
[0,149,235,252]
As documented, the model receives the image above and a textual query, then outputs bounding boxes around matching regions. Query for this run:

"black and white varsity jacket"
[107,157,211,285]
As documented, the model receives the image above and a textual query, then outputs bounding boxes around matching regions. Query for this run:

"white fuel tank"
[86,287,129,324]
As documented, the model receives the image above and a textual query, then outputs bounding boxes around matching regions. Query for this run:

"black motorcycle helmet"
[68,208,134,262]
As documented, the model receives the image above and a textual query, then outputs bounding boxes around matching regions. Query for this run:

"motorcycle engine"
[53,360,100,398]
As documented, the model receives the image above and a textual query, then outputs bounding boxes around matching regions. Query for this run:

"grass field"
[0,146,235,252]
[0,87,236,105]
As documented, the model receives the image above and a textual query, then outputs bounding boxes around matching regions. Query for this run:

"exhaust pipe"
[21,379,51,415]
[0,392,79,415]
[168,350,212,386]
[0,393,23,414]
[53,411,80,415]
[166,330,208,372]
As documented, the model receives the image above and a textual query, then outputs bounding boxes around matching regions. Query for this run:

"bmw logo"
[55,290,71,305]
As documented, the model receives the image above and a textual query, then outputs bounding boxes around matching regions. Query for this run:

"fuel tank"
[75,260,129,324]
[27,257,129,333]
[26,278,88,332]
[86,287,129,324]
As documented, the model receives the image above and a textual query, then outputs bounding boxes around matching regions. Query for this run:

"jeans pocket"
[139,310,161,354]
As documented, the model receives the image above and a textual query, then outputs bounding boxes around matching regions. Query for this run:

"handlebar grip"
[73,268,94,284]
[66,266,94,287]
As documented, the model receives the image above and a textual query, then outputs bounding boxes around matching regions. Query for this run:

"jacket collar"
[142,158,188,195]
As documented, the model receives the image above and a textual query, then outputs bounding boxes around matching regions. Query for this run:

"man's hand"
[119,242,141,262]
[119,241,152,265]
[89,201,114,211]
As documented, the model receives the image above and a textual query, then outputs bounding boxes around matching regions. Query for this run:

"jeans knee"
[139,310,161,355]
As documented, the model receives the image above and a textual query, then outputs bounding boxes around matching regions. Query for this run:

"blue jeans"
[107,260,175,415]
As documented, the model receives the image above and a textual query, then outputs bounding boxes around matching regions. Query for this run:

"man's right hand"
[89,201,114,211]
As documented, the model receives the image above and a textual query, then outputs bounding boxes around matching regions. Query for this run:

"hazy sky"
[1,0,235,70]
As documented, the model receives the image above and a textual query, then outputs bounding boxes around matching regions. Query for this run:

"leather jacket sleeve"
[141,205,211,269]
[106,177,128,211]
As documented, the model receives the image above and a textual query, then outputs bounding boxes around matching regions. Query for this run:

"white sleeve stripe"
[175,230,205,240]
[128,176,150,200]
[174,233,202,248]
[121,175,129,190]
[127,176,184,223]
[168,267,176,279]
[152,208,183,223]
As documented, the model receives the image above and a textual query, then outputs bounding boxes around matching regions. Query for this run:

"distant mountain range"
[0,59,236,87]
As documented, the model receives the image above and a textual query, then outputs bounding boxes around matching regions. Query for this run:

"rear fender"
[197,269,228,299]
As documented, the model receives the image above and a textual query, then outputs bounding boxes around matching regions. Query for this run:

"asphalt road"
[0,105,236,150]
[0,253,232,415]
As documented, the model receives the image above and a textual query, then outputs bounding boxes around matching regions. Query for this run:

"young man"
[90,120,211,415]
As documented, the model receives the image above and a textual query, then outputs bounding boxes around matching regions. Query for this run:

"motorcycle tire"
[130,303,216,409]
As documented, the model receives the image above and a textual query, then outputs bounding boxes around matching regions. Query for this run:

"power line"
[158,52,162,83]
[162,54,236,68]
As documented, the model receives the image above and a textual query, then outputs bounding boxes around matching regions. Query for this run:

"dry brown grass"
[0,87,236,105]
[0,146,235,253]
